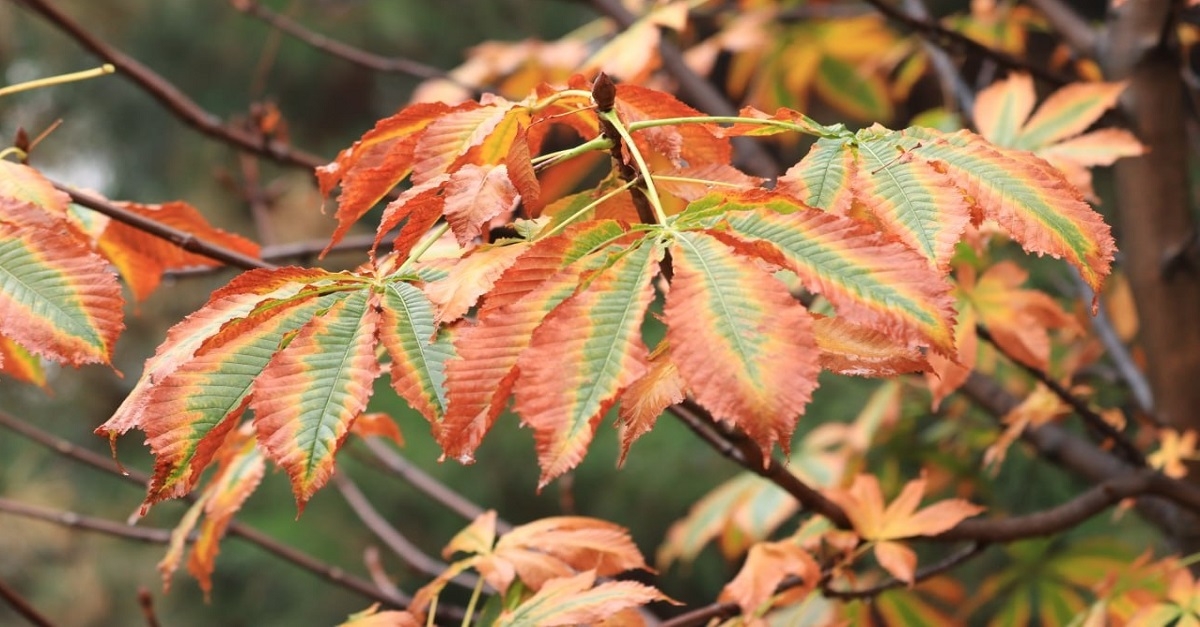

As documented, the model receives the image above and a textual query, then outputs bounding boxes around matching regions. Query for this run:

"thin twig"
[58,182,274,272]
[975,324,1147,466]
[1070,269,1156,418]
[362,547,407,602]
[230,0,464,84]
[11,0,325,170]
[361,439,512,535]
[668,401,853,529]
[900,0,976,121]
[137,587,161,627]
[333,471,479,588]
[0,410,413,610]
[0,578,55,627]
[0,497,175,543]
[822,542,987,599]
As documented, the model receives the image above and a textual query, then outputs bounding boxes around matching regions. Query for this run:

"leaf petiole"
[530,135,613,170]
[627,114,846,139]
[461,575,485,627]
[396,222,452,275]
[600,109,669,224]
[537,178,637,240]
[0,64,116,98]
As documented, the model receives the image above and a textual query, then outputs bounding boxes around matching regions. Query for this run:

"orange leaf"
[497,570,672,627]
[616,344,687,466]
[720,540,821,614]
[825,474,983,541]
[479,516,649,593]
[421,242,529,323]
[443,163,521,245]
[874,540,918,584]
[98,201,260,301]
[349,412,404,446]
[813,315,929,377]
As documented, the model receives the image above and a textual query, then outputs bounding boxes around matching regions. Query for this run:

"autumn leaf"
[974,73,1144,200]
[984,384,1071,469]
[337,604,421,627]
[825,474,983,583]
[616,343,687,465]
[963,261,1079,371]
[1148,429,1199,479]
[514,238,661,486]
[719,540,820,615]
[665,229,819,458]
[497,570,673,627]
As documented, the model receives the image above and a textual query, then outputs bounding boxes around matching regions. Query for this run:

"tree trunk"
[1103,0,1200,551]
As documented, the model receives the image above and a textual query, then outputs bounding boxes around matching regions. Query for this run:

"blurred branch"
[0,409,414,610]
[586,0,780,178]
[11,0,326,170]
[136,588,161,627]
[59,182,274,272]
[668,400,853,529]
[361,439,512,534]
[975,324,1146,466]
[333,471,479,587]
[900,0,975,120]
[0,497,175,543]
[1070,269,1157,418]
[0,578,55,627]
[1028,0,1099,58]
[821,542,987,599]
[362,547,406,602]
[858,0,1071,85]
[230,0,465,85]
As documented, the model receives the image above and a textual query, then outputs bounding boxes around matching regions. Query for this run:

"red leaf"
[443,163,520,245]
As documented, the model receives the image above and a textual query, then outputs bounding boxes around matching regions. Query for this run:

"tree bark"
[1102,0,1200,551]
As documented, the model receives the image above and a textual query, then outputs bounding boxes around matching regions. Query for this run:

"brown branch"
[361,439,512,534]
[136,588,161,627]
[362,547,406,602]
[333,471,479,587]
[0,410,412,610]
[59,183,274,272]
[858,0,1072,86]
[0,497,177,544]
[11,0,326,171]
[230,0,462,84]
[659,601,739,627]
[586,0,780,178]
[975,324,1146,466]
[1070,269,1156,418]
[0,578,55,627]
[667,401,853,529]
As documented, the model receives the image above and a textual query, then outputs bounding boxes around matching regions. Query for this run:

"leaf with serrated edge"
[497,570,670,627]
[719,541,820,615]
[411,101,520,184]
[654,163,764,202]
[188,429,264,596]
[481,516,648,593]
[253,291,383,509]
[0,336,46,388]
[777,138,857,216]
[443,163,520,245]
[514,239,660,486]
[614,84,731,168]
[440,224,624,462]
[379,281,454,423]
[372,174,449,259]
[100,267,332,437]
[0,161,72,218]
[317,101,455,252]
[0,219,123,366]
[616,344,686,466]
[666,231,818,458]
[721,193,956,354]
[423,242,529,323]
[905,127,1114,296]
[813,315,928,376]
[852,129,971,270]
[139,291,343,506]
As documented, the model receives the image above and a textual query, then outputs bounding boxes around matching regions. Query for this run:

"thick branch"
[59,183,273,272]
[12,0,325,170]
[0,578,55,627]
[231,0,460,83]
